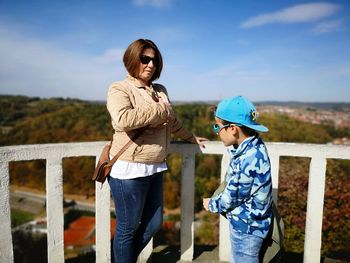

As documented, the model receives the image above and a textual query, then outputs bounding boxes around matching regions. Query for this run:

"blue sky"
[1,0,350,102]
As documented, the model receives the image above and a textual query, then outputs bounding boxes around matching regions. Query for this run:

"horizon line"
[1,93,350,104]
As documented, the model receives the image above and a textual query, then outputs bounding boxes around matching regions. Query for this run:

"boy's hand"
[203,198,210,211]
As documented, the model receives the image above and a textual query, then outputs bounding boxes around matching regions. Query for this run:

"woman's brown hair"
[123,39,163,82]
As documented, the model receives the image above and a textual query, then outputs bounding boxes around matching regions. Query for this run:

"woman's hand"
[159,97,175,124]
[165,103,175,123]
[203,198,210,211]
[193,136,209,148]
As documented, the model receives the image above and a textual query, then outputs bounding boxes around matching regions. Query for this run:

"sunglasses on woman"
[140,55,157,65]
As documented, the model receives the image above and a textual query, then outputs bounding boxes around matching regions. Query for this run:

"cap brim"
[244,124,269,133]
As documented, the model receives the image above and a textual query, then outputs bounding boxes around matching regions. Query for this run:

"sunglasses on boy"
[212,123,241,135]
[140,55,157,65]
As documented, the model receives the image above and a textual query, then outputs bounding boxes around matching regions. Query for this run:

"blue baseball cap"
[215,96,268,133]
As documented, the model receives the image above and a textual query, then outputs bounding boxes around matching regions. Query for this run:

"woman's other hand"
[159,97,175,124]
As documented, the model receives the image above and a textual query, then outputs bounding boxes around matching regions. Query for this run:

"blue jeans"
[109,172,163,263]
[230,225,264,263]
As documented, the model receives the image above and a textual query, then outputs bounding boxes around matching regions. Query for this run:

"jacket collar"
[229,135,259,158]
[126,74,152,89]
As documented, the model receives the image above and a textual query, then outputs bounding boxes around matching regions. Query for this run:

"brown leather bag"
[92,128,146,184]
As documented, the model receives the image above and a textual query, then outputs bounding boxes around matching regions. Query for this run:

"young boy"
[203,95,272,263]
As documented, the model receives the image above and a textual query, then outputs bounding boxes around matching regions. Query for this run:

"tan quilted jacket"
[106,75,195,163]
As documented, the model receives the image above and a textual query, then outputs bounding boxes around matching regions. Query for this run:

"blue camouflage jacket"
[209,135,272,238]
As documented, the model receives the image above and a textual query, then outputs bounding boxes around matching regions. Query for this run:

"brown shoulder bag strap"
[106,127,147,168]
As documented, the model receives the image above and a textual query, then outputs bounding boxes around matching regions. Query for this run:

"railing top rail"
[265,142,350,159]
[169,141,350,159]
[0,141,349,162]
[0,141,106,162]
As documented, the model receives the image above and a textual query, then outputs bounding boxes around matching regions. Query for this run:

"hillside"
[2,95,349,146]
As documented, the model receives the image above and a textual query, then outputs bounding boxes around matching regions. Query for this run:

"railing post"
[180,150,195,262]
[0,161,14,263]
[219,153,230,262]
[46,157,64,263]
[95,167,111,262]
[303,157,327,263]
[269,154,280,203]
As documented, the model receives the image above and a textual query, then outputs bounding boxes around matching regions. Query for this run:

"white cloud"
[312,19,343,33]
[322,65,350,76]
[132,0,172,8]
[240,3,339,28]
[95,48,124,64]
[235,39,250,46]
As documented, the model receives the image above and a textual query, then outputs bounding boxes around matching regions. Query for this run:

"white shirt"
[109,158,168,180]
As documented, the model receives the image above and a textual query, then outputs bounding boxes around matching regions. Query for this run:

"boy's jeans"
[230,225,263,263]
[109,172,163,263]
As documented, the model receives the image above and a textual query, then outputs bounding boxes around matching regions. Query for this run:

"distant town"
[258,104,350,129]
[257,103,350,145]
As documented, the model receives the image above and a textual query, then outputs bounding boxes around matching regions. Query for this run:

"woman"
[106,39,207,263]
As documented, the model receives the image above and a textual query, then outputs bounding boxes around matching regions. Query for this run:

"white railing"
[1,141,350,263]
